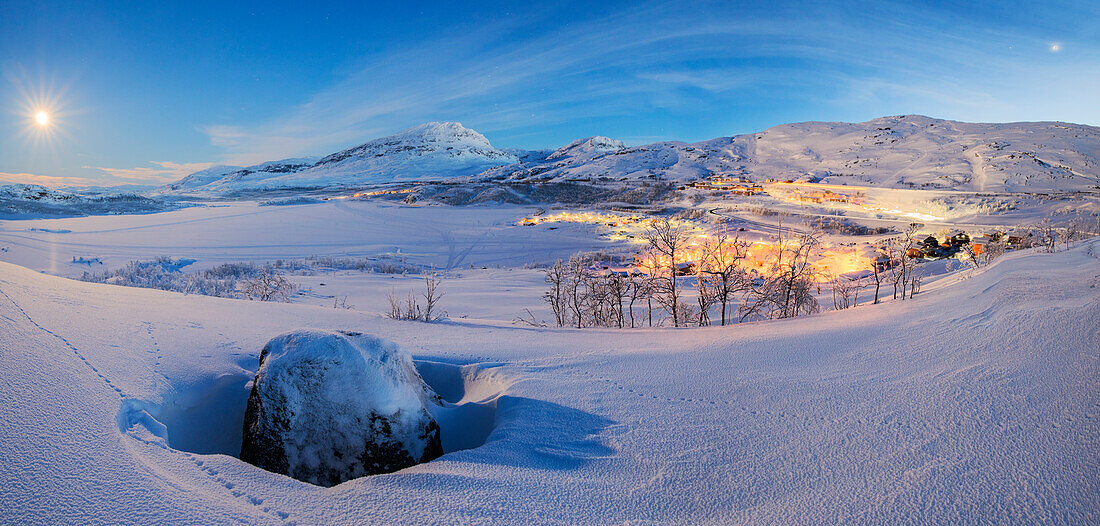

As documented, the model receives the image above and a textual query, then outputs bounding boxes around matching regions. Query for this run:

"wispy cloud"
[86,161,216,182]
[636,71,757,93]
[203,1,1100,164]
[0,171,94,186]
[203,5,815,163]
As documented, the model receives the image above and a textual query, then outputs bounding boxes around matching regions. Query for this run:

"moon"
[34,111,49,126]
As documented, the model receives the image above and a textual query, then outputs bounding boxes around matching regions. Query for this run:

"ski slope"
[1,237,1096,524]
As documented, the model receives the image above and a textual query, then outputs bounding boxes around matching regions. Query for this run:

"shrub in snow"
[240,330,443,486]
[79,257,258,298]
[258,196,322,206]
[267,255,421,275]
[386,273,446,322]
[809,217,892,235]
[241,268,296,301]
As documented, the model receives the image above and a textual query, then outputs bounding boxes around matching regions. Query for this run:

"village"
[518,205,1028,276]
[681,174,948,222]
[514,200,1052,329]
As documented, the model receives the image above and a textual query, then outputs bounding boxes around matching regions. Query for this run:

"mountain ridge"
[167,116,1100,194]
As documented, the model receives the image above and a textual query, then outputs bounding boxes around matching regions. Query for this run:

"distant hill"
[0,184,177,217]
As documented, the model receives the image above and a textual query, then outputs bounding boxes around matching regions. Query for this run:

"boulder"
[240,330,442,486]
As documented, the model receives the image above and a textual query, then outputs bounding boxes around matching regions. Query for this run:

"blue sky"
[1,0,1097,186]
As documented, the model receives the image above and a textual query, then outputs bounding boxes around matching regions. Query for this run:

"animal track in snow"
[0,285,125,398]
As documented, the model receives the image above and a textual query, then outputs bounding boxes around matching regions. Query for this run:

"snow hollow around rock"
[240,330,443,486]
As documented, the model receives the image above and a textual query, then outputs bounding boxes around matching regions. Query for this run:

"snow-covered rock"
[240,330,443,486]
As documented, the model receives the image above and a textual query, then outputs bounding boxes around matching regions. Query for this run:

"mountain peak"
[388,122,493,147]
[547,135,626,160]
[315,122,506,167]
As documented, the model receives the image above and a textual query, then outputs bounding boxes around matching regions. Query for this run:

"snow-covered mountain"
[169,116,1100,195]
[480,116,1100,192]
[171,123,518,194]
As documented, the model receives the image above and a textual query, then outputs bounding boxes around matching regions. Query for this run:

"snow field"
[0,237,1097,523]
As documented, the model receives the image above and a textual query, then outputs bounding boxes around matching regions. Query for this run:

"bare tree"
[868,252,885,304]
[566,254,589,328]
[242,268,296,302]
[625,273,651,328]
[1062,216,1091,250]
[642,218,692,327]
[887,224,919,300]
[831,274,857,310]
[421,273,445,321]
[605,272,629,328]
[1034,219,1060,252]
[635,250,661,327]
[544,260,569,327]
[963,239,1006,268]
[772,231,821,318]
[741,221,820,320]
[959,242,983,268]
[546,251,664,329]
[908,269,924,298]
[695,274,716,326]
[698,231,750,325]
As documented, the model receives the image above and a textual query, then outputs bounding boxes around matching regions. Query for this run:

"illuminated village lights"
[698,179,947,222]
[518,211,648,227]
[517,209,882,282]
[326,188,416,200]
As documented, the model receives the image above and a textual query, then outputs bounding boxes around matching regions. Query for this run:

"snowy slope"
[163,159,320,193]
[481,116,1100,193]
[164,165,244,192]
[1,237,1097,524]
[174,123,518,194]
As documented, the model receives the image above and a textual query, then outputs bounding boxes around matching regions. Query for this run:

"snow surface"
[1,235,1097,524]
[0,200,617,275]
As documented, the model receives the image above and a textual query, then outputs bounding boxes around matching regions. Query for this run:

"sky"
[1,0,1097,187]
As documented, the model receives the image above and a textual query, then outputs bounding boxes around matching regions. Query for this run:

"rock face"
[240,330,443,486]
